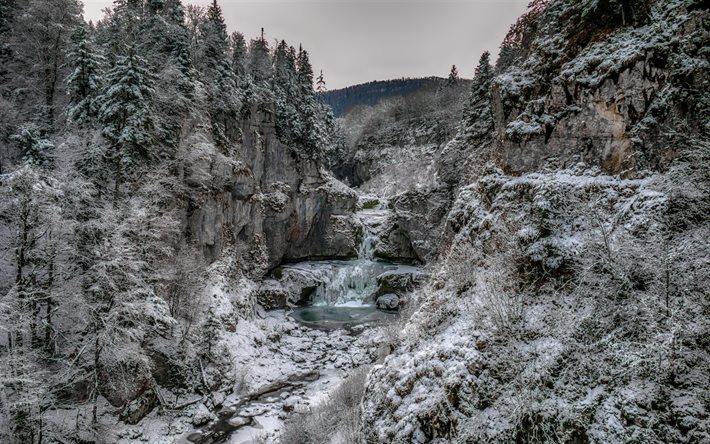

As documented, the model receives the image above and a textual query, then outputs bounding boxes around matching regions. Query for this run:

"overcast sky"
[83,0,529,89]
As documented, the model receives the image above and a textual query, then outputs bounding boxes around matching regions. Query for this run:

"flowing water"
[286,207,411,328]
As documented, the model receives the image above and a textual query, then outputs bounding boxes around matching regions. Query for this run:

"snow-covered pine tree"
[200,0,240,148]
[231,31,247,78]
[273,40,293,87]
[296,44,314,93]
[65,24,106,125]
[96,47,157,201]
[10,124,55,168]
[202,305,221,358]
[103,0,145,61]
[145,0,192,76]
[272,39,301,143]
[463,51,494,138]
[248,28,272,84]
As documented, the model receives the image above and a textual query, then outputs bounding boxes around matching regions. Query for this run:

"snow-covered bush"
[279,366,370,444]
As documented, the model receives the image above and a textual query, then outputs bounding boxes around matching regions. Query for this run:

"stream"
[181,201,422,444]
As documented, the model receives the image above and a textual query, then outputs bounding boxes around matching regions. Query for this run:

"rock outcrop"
[184,107,360,271]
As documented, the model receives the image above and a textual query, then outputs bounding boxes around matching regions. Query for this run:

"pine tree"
[203,305,221,357]
[248,28,272,83]
[316,70,327,94]
[447,64,459,86]
[273,40,293,87]
[296,44,314,93]
[463,52,494,138]
[145,0,191,76]
[204,0,228,64]
[200,0,240,148]
[10,124,54,168]
[96,47,156,201]
[65,24,105,125]
[231,31,247,78]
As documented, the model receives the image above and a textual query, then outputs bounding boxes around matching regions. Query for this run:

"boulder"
[282,395,300,412]
[120,389,158,425]
[391,187,452,264]
[192,407,214,427]
[376,293,400,311]
[374,216,419,263]
[256,279,289,310]
[228,416,251,428]
[375,268,428,298]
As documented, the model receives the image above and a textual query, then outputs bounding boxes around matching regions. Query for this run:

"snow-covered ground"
[98,310,390,443]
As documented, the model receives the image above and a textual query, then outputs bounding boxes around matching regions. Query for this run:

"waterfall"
[358,224,377,260]
[310,208,388,306]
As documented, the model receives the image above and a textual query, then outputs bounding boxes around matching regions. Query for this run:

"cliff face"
[380,0,709,266]
[184,107,359,273]
[493,6,708,176]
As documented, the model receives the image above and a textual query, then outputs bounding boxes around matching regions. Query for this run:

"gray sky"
[83,0,529,89]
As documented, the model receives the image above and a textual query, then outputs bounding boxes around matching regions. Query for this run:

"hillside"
[349,0,710,442]
[322,77,458,117]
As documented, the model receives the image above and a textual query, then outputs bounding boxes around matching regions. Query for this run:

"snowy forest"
[0,0,708,443]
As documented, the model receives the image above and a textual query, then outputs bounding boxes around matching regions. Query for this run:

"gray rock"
[376,293,400,311]
[373,214,419,262]
[375,268,428,298]
[120,389,158,425]
[391,187,452,264]
[256,279,289,310]
[192,409,214,427]
[211,392,225,408]
[185,105,360,271]
[227,416,251,428]
[282,396,300,412]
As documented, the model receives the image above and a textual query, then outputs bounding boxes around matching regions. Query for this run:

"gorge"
[0,0,708,443]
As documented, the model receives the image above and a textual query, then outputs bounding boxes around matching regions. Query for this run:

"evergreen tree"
[145,0,192,75]
[447,64,459,86]
[273,40,294,87]
[248,28,272,83]
[231,31,247,78]
[65,24,106,125]
[106,0,145,50]
[200,0,240,147]
[296,44,314,93]
[203,305,221,357]
[316,69,327,94]
[96,47,156,200]
[10,124,55,168]
[463,52,494,138]
[203,0,228,64]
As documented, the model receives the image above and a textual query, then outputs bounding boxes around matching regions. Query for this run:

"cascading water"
[310,208,387,306]
[281,199,420,329]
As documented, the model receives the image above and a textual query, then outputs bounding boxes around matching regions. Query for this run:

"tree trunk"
[113,153,122,205]
[45,251,55,354]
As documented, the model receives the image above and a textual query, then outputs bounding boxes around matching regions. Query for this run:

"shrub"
[362,198,379,209]
[278,366,370,444]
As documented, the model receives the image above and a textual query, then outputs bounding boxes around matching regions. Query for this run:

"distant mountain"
[323,77,452,117]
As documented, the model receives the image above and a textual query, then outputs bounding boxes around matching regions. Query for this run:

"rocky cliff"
[366,0,709,266]
[184,106,360,273]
